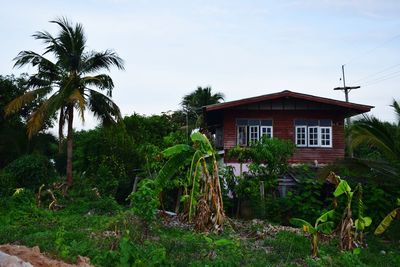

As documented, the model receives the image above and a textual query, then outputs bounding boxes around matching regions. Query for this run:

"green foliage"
[283,177,325,223]
[6,18,124,187]
[222,137,295,220]
[118,236,167,267]
[0,75,57,168]
[355,216,372,231]
[0,191,399,267]
[71,113,187,202]
[128,179,160,223]
[248,136,295,179]
[291,210,336,257]
[246,137,294,197]
[354,183,372,244]
[227,146,253,164]
[157,132,225,230]
[0,154,56,194]
[73,126,139,202]
[374,198,400,235]
[181,86,224,127]
[123,113,183,149]
[350,100,400,191]
[333,179,352,198]
[291,209,336,235]
[55,227,70,260]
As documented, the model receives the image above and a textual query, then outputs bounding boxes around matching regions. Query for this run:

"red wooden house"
[204,90,373,167]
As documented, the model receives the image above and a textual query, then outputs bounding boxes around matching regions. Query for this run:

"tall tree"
[181,86,224,128]
[182,86,224,113]
[0,74,56,168]
[5,18,124,188]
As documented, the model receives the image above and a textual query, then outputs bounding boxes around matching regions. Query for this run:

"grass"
[0,191,399,266]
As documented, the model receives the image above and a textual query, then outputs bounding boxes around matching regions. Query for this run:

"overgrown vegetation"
[1,188,399,266]
[0,17,399,267]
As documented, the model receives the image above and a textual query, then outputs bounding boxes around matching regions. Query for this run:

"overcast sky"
[1,0,399,131]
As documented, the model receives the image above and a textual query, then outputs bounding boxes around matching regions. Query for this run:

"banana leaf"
[316,210,335,225]
[355,216,372,231]
[290,218,316,234]
[191,132,213,155]
[334,180,351,197]
[374,208,399,235]
[316,221,334,235]
[162,144,192,157]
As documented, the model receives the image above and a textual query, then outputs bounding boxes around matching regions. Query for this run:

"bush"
[1,154,56,193]
[128,179,160,223]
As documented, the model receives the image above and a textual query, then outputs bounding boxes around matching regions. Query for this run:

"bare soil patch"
[0,244,93,267]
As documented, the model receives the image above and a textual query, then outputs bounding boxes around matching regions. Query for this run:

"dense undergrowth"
[0,187,399,267]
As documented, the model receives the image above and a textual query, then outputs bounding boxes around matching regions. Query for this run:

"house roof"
[205,90,373,114]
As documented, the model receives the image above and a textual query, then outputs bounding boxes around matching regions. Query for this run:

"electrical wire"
[360,69,400,85]
[344,33,400,65]
[352,63,400,84]
[361,71,400,87]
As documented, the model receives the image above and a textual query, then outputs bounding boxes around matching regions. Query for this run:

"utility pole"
[333,65,360,158]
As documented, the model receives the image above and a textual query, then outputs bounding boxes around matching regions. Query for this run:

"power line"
[352,63,400,83]
[361,71,400,87]
[344,33,400,65]
[359,69,400,85]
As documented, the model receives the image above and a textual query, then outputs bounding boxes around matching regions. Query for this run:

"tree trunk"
[58,106,65,153]
[66,106,74,188]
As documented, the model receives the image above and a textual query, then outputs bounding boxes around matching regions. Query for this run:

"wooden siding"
[223,109,345,164]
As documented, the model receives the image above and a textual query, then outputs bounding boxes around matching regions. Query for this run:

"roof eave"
[205,90,374,114]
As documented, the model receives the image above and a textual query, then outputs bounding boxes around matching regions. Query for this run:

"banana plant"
[333,176,371,250]
[374,198,400,235]
[157,132,225,232]
[291,210,335,258]
[354,183,372,246]
[333,177,354,251]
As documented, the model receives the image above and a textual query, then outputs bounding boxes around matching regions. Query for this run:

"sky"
[0,0,399,131]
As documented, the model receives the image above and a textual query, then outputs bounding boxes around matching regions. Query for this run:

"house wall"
[222,109,345,164]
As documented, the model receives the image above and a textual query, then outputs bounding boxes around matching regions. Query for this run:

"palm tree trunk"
[58,106,65,153]
[66,105,74,188]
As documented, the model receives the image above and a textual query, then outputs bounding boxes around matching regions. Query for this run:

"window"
[294,120,332,148]
[237,125,247,146]
[236,119,273,146]
[261,126,273,139]
[249,125,259,144]
[308,126,319,147]
[295,126,307,147]
[320,127,332,147]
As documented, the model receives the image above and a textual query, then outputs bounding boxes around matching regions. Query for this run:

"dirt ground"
[0,244,93,267]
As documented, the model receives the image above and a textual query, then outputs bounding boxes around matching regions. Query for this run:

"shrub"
[128,178,160,238]
[1,154,56,193]
[118,236,167,266]
[129,179,160,222]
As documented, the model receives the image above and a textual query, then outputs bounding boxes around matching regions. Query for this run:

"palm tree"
[5,18,124,189]
[181,86,224,129]
[350,100,400,188]
[181,86,224,114]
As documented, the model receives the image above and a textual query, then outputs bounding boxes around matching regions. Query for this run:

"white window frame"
[308,126,320,147]
[249,125,259,144]
[295,126,307,147]
[237,125,247,146]
[320,126,332,148]
[260,126,273,139]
